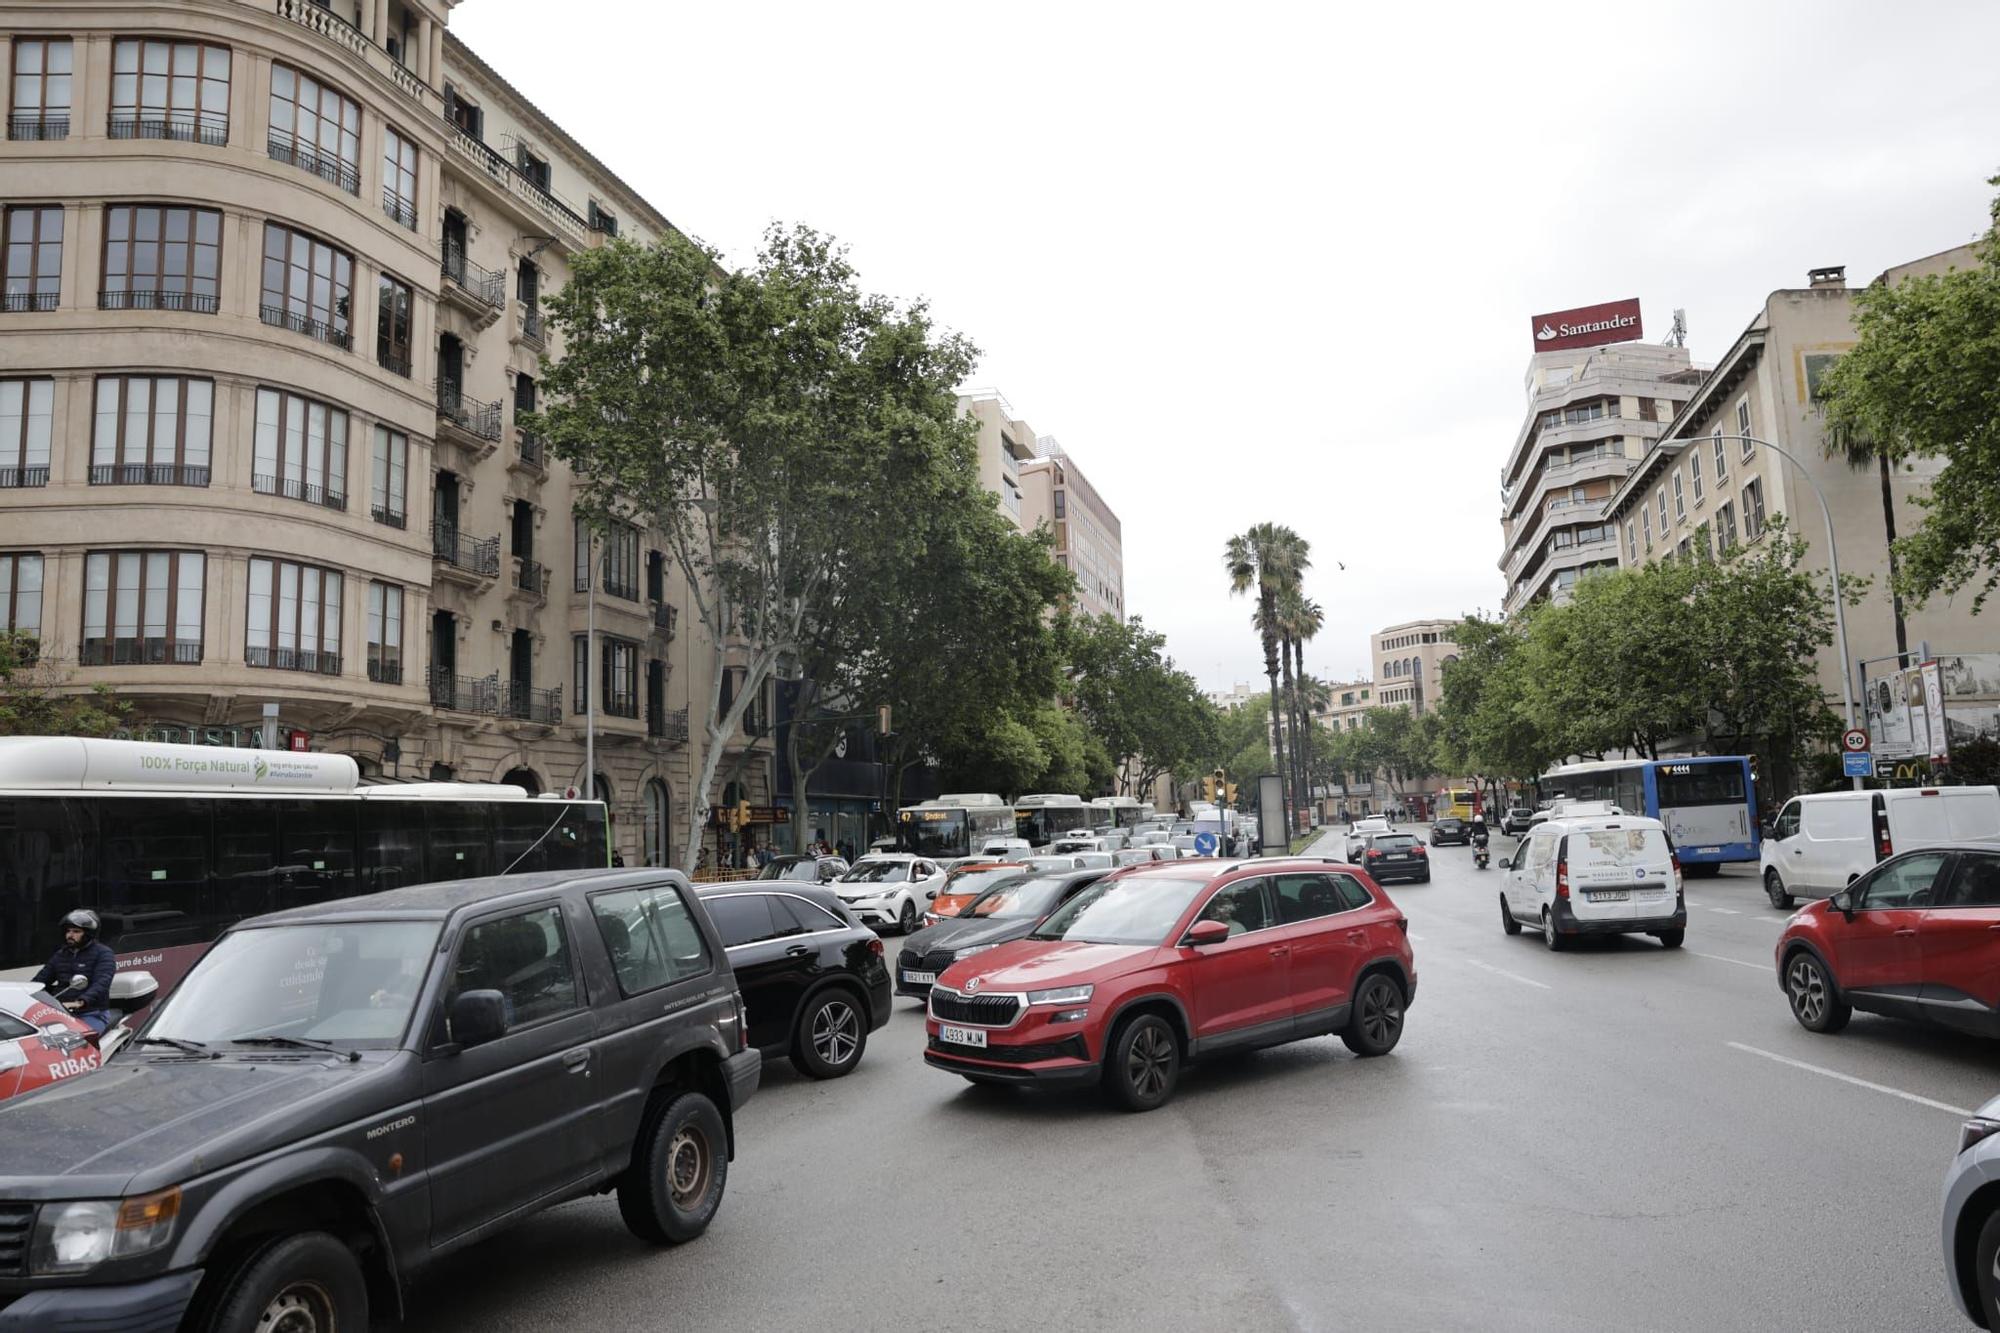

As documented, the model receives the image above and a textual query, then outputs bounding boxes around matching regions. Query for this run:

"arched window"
[502,765,541,795]
[591,771,612,803]
[644,779,670,866]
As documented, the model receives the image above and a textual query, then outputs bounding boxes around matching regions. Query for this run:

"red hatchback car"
[924,858,1416,1110]
[1776,844,2000,1036]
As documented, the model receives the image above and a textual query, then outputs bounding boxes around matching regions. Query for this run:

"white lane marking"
[1709,907,1741,915]
[1726,1042,1973,1116]
[1408,932,1426,942]
[1461,957,1552,990]
[1690,950,1767,971]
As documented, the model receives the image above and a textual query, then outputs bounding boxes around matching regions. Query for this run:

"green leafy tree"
[0,633,128,737]
[1820,173,2000,610]
[1065,613,1219,799]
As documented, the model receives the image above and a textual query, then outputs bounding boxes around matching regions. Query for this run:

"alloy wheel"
[1359,978,1402,1047]
[1787,957,1827,1026]
[812,999,860,1067]
[666,1122,713,1210]
[258,1282,333,1333]
[1126,1025,1173,1099]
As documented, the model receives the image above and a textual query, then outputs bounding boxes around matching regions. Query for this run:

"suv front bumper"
[0,1269,201,1333]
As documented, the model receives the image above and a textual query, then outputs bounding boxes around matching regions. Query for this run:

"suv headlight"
[31,1188,180,1273]
[1026,984,1093,1006]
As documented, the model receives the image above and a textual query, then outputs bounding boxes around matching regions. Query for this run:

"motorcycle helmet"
[60,909,99,941]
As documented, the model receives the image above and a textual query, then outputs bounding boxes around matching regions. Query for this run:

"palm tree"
[1226,524,1309,832]
[1276,587,1323,820]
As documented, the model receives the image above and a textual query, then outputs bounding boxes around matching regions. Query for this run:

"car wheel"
[1654,929,1685,949]
[1542,909,1568,952]
[1765,868,1794,910]
[1974,1209,2000,1327]
[618,1090,728,1244]
[1500,895,1522,935]
[1341,974,1405,1056]
[898,899,918,934]
[206,1231,367,1333]
[1102,1013,1180,1112]
[791,989,867,1079]
[1784,951,1851,1034]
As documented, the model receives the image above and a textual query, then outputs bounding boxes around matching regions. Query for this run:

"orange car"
[921,862,1030,927]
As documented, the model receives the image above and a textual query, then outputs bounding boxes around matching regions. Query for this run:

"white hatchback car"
[834,854,947,933]
[1345,817,1391,860]
[1499,813,1686,950]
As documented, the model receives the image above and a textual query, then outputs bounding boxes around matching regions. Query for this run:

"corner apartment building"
[1371,619,1459,713]
[1499,340,1703,613]
[1606,248,1987,712]
[1019,437,1124,621]
[957,388,1034,530]
[0,0,772,868]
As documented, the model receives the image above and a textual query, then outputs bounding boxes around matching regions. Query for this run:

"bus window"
[278,799,359,907]
[97,798,213,953]
[213,797,280,922]
[496,803,557,874]
[0,796,96,970]
[425,802,495,882]
[361,802,426,893]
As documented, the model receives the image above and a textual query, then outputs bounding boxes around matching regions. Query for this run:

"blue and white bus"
[1538,756,1759,873]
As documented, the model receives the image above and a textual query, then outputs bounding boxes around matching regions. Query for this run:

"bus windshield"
[1656,764,1747,807]
[899,811,967,858]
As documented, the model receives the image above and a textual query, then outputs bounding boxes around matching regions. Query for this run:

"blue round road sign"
[1194,831,1219,856]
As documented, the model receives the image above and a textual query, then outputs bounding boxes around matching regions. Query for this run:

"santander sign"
[1529,298,1643,353]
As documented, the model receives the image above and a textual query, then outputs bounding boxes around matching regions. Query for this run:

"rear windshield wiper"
[130,1036,218,1058]
[231,1035,361,1062]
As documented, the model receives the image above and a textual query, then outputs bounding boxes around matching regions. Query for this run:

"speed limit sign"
[1841,727,1870,753]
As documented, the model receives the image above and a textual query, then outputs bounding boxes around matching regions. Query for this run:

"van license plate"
[902,970,935,985]
[939,1025,987,1048]
[1585,890,1630,902]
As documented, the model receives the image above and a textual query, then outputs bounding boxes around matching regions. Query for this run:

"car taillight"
[1367,849,1383,859]
[868,937,884,958]
[1556,856,1569,899]
[1670,850,1683,891]
[1413,845,1427,857]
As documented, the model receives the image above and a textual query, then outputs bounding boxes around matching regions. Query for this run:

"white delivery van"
[1761,786,2000,908]
[1499,813,1684,951]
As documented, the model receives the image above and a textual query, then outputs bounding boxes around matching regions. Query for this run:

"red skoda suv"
[923,859,1416,1111]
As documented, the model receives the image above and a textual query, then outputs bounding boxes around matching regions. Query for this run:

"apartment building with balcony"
[1605,250,1988,713]
[1371,620,1459,713]
[1498,341,1702,613]
[1019,436,1124,621]
[0,0,768,868]
[958,388,1034,530]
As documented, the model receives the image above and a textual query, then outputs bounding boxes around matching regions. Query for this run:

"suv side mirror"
[450,989,508,1048]
[1185,919,1231,947]
[1830,889,1855,921]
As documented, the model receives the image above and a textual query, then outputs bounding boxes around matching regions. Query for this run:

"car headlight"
[31,1189,180,1273]
[1959,1117,2000,1156]
[1026,984,1093,1006]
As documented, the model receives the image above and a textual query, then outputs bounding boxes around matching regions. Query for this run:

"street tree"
[536,225,979,872]
[1225,524,1309,827]
[0,632,127,738]
[1065,613,1218,800]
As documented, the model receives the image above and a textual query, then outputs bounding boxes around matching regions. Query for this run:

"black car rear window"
[1375,835,1418,850]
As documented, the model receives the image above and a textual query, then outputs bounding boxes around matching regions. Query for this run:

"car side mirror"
[1830,890,1855,921]
[108,970,159,1012]
[450,989,508,1049]
[1185,919,1231,947]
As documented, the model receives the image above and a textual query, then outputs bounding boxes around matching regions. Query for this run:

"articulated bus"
[0,736,608,991]
[1014,793,1094,848]
[1537,755,1759,872]
[896,794,1016,859]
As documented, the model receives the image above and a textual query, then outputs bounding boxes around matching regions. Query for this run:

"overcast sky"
[456,0,2000,691]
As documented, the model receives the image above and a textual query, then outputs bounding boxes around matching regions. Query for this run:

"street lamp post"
[1706,434,1859,790]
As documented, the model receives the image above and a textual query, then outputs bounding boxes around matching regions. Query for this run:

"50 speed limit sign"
[1842,728,1870,753]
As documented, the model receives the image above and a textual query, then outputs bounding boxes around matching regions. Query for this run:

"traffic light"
[1203,775,1218,802]
[1226,782,1238,806]
[737,800,753,830]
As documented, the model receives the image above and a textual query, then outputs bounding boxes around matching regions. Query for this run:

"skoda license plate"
[902,970,935,985]
[939,1024,987,1048]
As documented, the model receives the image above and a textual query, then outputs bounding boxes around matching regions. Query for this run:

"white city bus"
[1013,793,1094,848]
[896,793,1016,859]
[0,736,608,991]
[1090,795,1154,831]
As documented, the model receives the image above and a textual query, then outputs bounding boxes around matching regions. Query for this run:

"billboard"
[1530,298,1644,353]
[1864,654,2000,764]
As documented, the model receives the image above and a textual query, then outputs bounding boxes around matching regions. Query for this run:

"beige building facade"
[1019,437,1123,621]
[1499,341,1703,613]
[1371,619,1460,714]
[1605,249,1992,713]
[0,0,771,868]
[956,389,1034,530]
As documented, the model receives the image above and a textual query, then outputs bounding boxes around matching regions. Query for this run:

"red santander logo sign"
[1529,298,1643,353]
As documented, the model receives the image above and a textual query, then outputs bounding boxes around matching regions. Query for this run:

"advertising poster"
[1921,660,1949,762]
[1865,666,1923,760]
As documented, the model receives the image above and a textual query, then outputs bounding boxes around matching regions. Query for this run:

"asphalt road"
[407,832,1987,1332]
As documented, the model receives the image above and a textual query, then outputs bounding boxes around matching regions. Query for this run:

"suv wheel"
[1102,1013,1179,1112]
[1784,951,1851,1034]
[1542,909,1568,952]
[1499,895,1521,935]
[1765,868,1794,910]
[898,899,918,933]
[792,989,866,1079]
[1974,1209,2000,1326]
[207,1232,367,1333]
[1341,974,1405,1056]
[618,1090,728,1243]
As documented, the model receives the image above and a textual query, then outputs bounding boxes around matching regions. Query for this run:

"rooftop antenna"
[1662,308,1687,348]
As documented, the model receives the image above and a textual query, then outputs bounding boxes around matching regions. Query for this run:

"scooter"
[1472,838,1491,871]
[45,970,160,1059]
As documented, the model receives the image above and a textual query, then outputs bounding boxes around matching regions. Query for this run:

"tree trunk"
[1877,451,1908,658]
[1259,607,1290,832]
[1278,629,1300,833]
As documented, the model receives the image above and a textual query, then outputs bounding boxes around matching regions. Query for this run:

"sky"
[454,0,2000,691]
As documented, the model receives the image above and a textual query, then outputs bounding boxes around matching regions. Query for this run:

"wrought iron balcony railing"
[431,523,500,576]
[92,463,211,488]
[267,131,361,195]
[81,636,202,665]
[435,381,502,441]
[98,289,218,313]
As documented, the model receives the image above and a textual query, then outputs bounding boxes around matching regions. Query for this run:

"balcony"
[98,289,218,314]
[502,681,561,726]
[431,524,500,585]
[246,645,343,675]
[367,655,403,685]
[2,292,58,313]
[430,668,497,713]
[8,113,68,141]
[602,577,640,602]
[0,465,50,488]
[440,241,504,323]
[261,303,351,350]
[378,346,411,378]
[93,463,211,488]
[510,556,550,603]
[508,431,546,478]
[272,0,433,109]
[650,603,678,637]
[604,690,639,720]
[371,503,407,530]
[267,132,361,196]
[435,381,503,455]
[253,474,346,511]
[382,188,417,232]
[439,118,588,247]
[80,637,202,666]
[107,114,226,146]
[649,705,690,744]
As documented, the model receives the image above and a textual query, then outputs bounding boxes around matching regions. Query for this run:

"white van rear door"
[1567,827,1674,921]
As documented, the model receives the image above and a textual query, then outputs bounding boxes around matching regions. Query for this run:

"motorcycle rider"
[31,910,117,1034]
[1470,816,1492,868]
